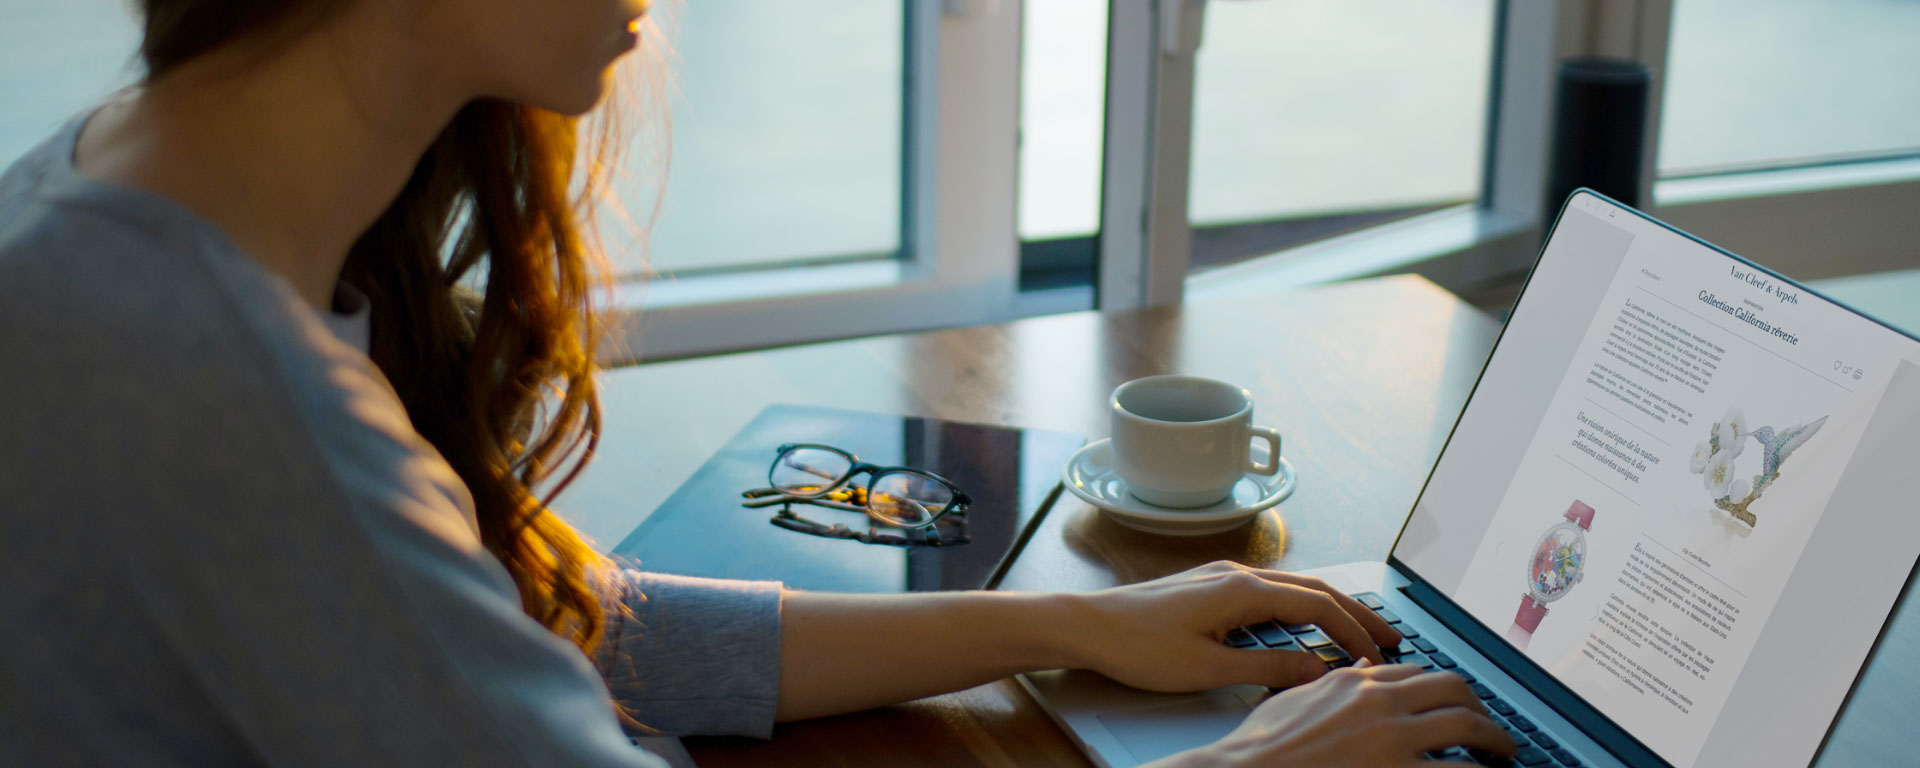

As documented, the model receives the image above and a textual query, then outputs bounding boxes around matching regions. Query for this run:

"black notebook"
[610,404,1086,593]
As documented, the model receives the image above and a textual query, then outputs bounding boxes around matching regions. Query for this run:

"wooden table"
[560,274,1918,766]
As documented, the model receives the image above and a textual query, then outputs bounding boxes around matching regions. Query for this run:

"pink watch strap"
[1565,500,1595,530]
[1514,598,1549,633]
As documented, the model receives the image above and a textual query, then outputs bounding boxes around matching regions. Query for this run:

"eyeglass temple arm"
[744,494,868,512]
[769,512,853,537]
[769,510,967,547]
[745,490,969,523]
[778,457,845,482]
[743,484,868,501]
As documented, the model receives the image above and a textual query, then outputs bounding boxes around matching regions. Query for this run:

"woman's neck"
[74,11,469,311]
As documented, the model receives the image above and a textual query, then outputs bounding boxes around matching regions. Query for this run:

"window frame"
[1111,0,1557,306]
[604,1,1024,363]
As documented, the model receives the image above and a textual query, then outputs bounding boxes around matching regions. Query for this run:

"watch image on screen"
[1507,500,1596,649]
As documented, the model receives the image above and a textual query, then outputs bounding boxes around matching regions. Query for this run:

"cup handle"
[1246,427,1282,476]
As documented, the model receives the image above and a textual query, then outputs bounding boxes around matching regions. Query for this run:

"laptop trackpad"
[1096,692,1252,765]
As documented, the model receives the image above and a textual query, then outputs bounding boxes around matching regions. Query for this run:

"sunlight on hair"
[580,2,676,365]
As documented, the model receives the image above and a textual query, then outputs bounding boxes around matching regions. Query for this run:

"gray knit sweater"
[0,114,782,767]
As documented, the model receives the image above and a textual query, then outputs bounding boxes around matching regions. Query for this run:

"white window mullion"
[926,0,1023,319]
[1096,0,1201,310]
[1623,0,1674,213]
[1483,0,1559,233]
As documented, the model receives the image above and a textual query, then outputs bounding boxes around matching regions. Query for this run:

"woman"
[0,1,1513,765]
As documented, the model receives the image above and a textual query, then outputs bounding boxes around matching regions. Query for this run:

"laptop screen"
[1392,190,1920,768]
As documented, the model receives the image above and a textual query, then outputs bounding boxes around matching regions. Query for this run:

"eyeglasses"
[741,443,972,547]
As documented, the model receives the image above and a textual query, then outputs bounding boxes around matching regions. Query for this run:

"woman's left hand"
[1070,561,1403,693]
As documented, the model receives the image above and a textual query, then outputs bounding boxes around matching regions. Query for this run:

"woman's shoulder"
[0,113,196,262]
[0,125,443,511]
[0,120,353,380]
[0,118,482,532]
[1,120,251,356]
[0,174,312,411]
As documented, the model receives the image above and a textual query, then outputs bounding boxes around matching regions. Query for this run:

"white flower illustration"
[1719,408,1747,458]
[1703,451,1736,499]
[1724,407,1748,437]
[1697,406,1828,527]
[1689,442,1711,473]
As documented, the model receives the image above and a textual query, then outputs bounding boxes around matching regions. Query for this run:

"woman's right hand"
[1151,661,1516,767]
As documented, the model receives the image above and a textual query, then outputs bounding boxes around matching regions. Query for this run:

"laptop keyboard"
[1223,592,1583,767]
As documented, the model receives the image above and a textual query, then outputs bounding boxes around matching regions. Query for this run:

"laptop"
[1021,189,1920,768]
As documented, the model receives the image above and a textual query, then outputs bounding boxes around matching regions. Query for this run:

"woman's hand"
[1151,661,1517,767]
[775,560,1402,721]
[1073,561,1403,693]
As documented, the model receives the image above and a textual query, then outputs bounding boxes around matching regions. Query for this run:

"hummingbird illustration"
[1709,412,1828,527]
[1748,416,1827,482]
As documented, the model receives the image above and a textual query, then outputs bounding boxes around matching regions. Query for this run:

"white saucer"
[1060,439,1296,536]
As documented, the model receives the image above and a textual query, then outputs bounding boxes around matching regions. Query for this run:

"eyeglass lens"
[770,447,853,497]
[867,471,954,527]
[771,447,956,528]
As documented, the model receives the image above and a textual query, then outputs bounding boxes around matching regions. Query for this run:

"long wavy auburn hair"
[139,0,658,656]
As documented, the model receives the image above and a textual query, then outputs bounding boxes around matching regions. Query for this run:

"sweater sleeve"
[596,571,785,737]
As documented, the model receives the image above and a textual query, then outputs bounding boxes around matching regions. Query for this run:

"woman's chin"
[528,72,617,117]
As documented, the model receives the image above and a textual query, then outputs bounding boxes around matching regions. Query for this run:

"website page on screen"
[1393,193,1920,768]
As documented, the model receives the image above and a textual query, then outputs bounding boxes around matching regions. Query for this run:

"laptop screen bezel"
[1383,187,1920,768]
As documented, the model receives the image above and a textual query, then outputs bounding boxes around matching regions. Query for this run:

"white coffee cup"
[1109,375,1283,508]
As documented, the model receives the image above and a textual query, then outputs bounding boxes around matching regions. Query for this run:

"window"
[1658,0,1920,175]
[616,2,1025,360]
[630,1,904,278]
[1186,1,1496,272]
[1173,0,1917,306]
[1015,1,1107,294]
[10,1,1909,358]
[1109,0,1534,308]
[1650,0,1920,283]
[0,1,1029,362]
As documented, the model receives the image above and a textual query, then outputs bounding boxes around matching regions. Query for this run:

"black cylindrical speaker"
[1543,57,1651,232]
